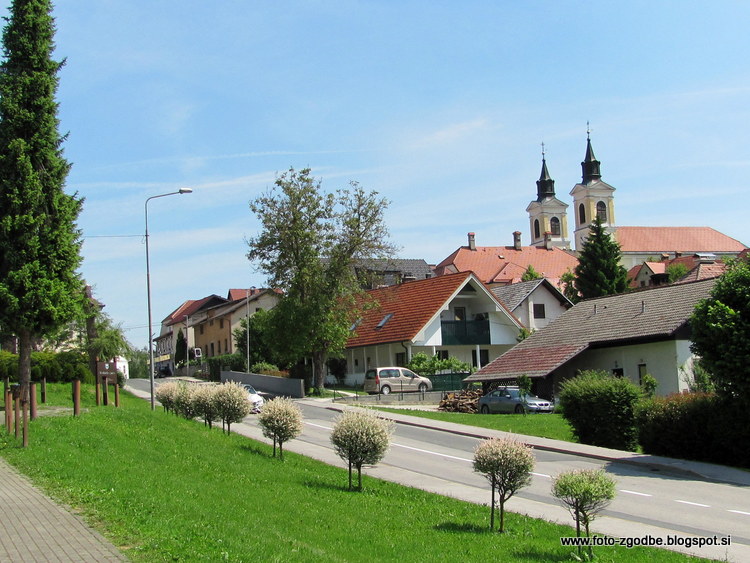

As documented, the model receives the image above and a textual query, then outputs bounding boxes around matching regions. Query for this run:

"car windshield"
[244,385,257,394]
[507,389,520,399]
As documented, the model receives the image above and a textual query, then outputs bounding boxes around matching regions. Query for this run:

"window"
[225,339,228,352]
[612,368,623,377]
[533,304,546,319]
[471,349,489,368]
[209,319,214,326]
[200,325,204,335]
[376,313,394,329]
[534,219,540,239]
[596,201,607,222]
[579,203,586,224]
[217,341,221,354]
[210,342,215,356]
[395,352,406,367]
[550,217,560,236]
[219,319,224,329]
[638,364,648,386]
[454,307,466,321]
[436,350,449,360]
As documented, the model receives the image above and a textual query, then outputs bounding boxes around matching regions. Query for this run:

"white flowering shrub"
[214,381,251,433]
[257,397,303,459]
[154,381,179,413]
[191,384,220,429]
[330,409,394,491]
[473,437,534,532]
[552,469,615,560]
[173,382,197,419]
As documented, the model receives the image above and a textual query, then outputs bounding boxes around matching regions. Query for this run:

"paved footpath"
[0,456,126,563]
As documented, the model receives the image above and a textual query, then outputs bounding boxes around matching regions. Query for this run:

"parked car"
[477,386,553,414]
[242,384,265,412]
[363,367,433,395]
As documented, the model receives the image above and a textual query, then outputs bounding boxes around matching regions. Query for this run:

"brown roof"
[346,271,518,349]
[616,227,746,254]
[434,244,578,286]
[467,278,716,382]
[163,295,228,325]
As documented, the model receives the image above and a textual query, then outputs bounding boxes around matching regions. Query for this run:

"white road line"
[675,500,710,508]
[392,442,473,462]
[532,472,551,479]
[306,422,333,430]
[620,490,652,497]
[728,510,750,516]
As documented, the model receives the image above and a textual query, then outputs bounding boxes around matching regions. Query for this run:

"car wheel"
[418,383,427,393]
[480,405,489,414]
[515,404,524,414]
[380,385,391,395]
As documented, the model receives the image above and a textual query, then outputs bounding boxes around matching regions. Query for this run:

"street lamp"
[146,187,193,410]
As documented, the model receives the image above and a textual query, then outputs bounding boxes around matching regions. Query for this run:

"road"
[127,380,750,561]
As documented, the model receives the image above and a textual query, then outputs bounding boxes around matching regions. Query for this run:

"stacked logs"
[438,389,484,413]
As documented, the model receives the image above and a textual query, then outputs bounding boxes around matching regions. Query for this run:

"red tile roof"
[434,245,578,286]
[616,227,746,253]
[346,271,516,349]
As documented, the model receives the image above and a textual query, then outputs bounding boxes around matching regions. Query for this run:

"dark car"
[477,386,553,414]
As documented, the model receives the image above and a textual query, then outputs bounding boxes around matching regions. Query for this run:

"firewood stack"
[438,389,484,413]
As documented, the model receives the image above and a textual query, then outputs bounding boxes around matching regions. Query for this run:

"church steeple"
[536,144,555,201]
[581,125,601,184]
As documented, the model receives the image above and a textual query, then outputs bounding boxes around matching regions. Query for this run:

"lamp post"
[146,188,193,410]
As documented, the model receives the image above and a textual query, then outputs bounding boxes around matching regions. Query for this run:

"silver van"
[363,367,433,395]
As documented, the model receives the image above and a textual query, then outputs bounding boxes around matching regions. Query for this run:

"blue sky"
[34,1,750,348]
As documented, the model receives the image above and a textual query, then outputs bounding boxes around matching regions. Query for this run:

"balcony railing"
[441,319,490,345]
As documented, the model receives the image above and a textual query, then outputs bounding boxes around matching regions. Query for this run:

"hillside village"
[152,135,747,397]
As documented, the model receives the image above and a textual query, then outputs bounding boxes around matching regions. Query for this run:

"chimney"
[468,232,476,251]
[513,231,522,251]
[544,232,552,250]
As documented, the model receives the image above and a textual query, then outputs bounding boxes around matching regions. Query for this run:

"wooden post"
[41,377,47,404]
[114,383,120,408]
[13,390,20,440]
[30,382,37,420]
[73,380,81,417]
[22,396,28,448]
[102,375,109,406]
[95,376,101,406]
[4,388,10,434]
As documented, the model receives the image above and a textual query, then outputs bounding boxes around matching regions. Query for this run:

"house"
[191,289,280,358]
[433,232,578,288]
[353,258,434,288]
[627,253,728,288]
[465,278,717,399]
[489,278,572,331]
[343,271,524,385]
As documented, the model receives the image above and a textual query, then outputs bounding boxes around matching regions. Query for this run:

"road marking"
[532,472,551,479]
[620,490,652,497]
[392,443,473,462]
[728,510,750,516]
[306,422,333,430]
[675,500,710,508]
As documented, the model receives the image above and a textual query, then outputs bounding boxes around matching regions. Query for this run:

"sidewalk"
[0,456,126,562]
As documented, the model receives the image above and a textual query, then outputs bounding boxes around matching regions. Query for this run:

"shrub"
[155,381,179,413]
[330,410,394,491]
[257,397,303,459]
[473,437,534,532]
[214,381,251,433]
[191,384,220,429]
[552,469,615,560]
[250,361,279,374]
[558,370,641,450]
[206,354,245,381]
[173,382,197,419]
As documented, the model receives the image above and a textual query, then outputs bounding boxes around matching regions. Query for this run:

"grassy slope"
[0,385,710,562]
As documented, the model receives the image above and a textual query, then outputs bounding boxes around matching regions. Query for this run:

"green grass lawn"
[375,408,577,442]
[0,384,711,562]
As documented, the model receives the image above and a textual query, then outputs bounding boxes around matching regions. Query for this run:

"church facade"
[525,134,746,268]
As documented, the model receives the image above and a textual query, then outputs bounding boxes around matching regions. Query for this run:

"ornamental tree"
[0,0,84,442]
[573,216,628,299]
[257,397,303,459]
[473,437,534,532]
[246,168,395,391]
[690,258,750,405]
[214,381,251,433]
[552,469,616,560]
[330,409,394,491]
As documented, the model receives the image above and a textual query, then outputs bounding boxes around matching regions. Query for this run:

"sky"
[22,1,750,349]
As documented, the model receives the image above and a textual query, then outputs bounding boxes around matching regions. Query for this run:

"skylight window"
[349,318,362,331]
[375,313,394,329]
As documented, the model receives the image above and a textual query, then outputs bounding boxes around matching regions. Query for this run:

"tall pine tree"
[573,216,627,299]
[0,1,83,418]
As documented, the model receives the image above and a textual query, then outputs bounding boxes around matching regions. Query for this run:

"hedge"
[0,350,92,384]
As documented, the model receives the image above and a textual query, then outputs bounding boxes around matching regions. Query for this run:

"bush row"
[0,350,93,384]
[155,380,251,432]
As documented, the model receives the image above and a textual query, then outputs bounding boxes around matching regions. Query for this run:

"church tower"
[570,129,616,251]
[526,146,570,249]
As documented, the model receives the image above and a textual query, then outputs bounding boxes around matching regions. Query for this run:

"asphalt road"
[127,379,750,561]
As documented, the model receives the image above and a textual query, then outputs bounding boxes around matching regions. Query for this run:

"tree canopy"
[573,216,627,300]
[246,168,395,390]
[690,258,750,404]
[0,0,83,404]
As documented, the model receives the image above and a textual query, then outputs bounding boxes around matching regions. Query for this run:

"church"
[525,133,746,269]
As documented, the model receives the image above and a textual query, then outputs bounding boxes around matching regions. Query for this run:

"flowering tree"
[154,381,179,413]
[214,381,251,433]
[473,437,534,532]
[191,385,220,429]
[257,397,303,459]
[330,410,394,491]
